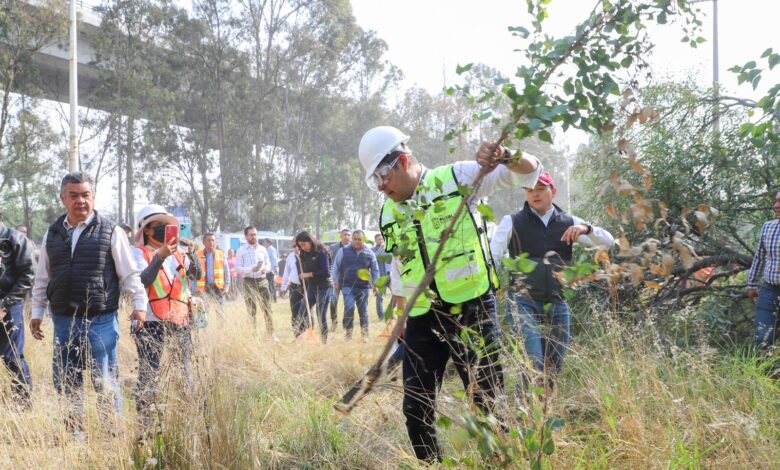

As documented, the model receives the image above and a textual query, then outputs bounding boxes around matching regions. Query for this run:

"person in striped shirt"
[747,191,780,351]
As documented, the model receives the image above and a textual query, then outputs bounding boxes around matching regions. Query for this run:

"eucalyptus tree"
[0,0,66,187]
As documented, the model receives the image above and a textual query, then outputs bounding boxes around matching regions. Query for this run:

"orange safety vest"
[140,246,191,326]
[196,249,226,291]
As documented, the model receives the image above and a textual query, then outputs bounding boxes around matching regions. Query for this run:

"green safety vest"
[379,164,498,317]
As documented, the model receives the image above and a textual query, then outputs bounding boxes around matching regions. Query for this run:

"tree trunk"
[125,117,135,229]
[200,153,210,235]
[117,117,124,224]
[22,179,31,235]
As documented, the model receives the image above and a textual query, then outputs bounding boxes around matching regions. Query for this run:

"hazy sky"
[351,0,778,141]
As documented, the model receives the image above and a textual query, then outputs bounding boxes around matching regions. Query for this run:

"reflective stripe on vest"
[379,164,498,317]
[196,249,225,291]
[140,246,191,326]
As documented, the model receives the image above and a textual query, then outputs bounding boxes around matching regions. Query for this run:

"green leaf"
[543,438,555,455]
[457,184,473,197]
[538,130,553,143]
[356,269,370,281]
[374,275,389,288]
[518,256,537,273]
[436,416,452,428]
[768,53,780,70]
[507,25,530,38]
[455,63,474,74]
[377,253,393,264]
[545,416,565,431]
[477,203,495,222]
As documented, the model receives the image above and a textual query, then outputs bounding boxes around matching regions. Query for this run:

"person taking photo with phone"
[131,204,202,428]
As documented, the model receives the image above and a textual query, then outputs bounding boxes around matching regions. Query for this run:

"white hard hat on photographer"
[358,126,411,187]
[134,204,179,244]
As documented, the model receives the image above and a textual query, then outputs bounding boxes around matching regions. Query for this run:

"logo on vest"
[445,262,480,282]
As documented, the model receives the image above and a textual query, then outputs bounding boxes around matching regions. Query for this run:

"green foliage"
[502,252,538,275]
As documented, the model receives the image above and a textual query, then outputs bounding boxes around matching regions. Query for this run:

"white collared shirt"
[235,243,271,279]
[281,252,300,290]
[31,212,148,319]
[489,207,616,268]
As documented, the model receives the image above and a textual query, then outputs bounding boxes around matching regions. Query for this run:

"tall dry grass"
[0,296,776,469]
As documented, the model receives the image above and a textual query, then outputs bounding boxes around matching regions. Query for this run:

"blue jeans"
[52,311,122,431]
[755,283,780,351]
[376,291,385,321]
[299,283,331,342]
[342,286,369,338]
[0,303,32,401]
[507,295,570,374]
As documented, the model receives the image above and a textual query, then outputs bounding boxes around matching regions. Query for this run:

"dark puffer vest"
[508,203,574,302]
[46,212,120,316]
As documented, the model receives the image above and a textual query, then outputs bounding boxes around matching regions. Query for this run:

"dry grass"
[0,297,777,469]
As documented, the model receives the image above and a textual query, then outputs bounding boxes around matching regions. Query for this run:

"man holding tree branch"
[358,126,541,463]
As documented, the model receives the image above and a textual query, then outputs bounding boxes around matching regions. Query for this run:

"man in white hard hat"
[30,172,147,438]
[359,126,542,462]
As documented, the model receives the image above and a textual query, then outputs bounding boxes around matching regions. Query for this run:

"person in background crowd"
[196,233,230,314]
[15,225,37,261]
[747,191,780,353]
[295,231,331,343]
[131,205,202,428]
[227,249,239,300]
[0,214,35,407]
[328,228,350,330]
[235,226,274,336]
[120,224,133,243]
[332,230,379,340]
[280,243,304,336]
[372,233,391,321]
[261,238,278,303]
[491,171,614,382]
[359,125,541,462]
[30,172,147,437]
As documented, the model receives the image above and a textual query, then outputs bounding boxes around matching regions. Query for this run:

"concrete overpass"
[26,0,104,110]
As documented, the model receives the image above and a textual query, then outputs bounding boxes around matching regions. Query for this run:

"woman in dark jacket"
[295,231,331,343]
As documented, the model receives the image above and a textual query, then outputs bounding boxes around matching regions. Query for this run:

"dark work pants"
[134,321,192,423]
[288,283,305,336]
[299,283,330,342]
[243,277,273,334]
[329,285,340,325]
[0,303,32,402]
[402,294,504,463]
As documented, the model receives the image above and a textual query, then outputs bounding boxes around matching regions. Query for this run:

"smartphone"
[130,319,139,335]
[164,224,179,245]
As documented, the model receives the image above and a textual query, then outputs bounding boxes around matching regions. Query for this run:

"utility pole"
[690,0,720,136]
[711,0,720,135]
[68,0,79,171]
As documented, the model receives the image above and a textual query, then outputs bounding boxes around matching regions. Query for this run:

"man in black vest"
[30,172,147,437]
[0,213,35,406]
[491,171,614,380]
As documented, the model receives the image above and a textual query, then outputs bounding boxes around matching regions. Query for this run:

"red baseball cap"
[535,171,555,187]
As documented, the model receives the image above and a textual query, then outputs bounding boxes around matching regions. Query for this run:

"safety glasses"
[368,155,400,191]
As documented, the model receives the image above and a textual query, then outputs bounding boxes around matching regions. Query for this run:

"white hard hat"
[134,204,179,244]
[358,126,410,187]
